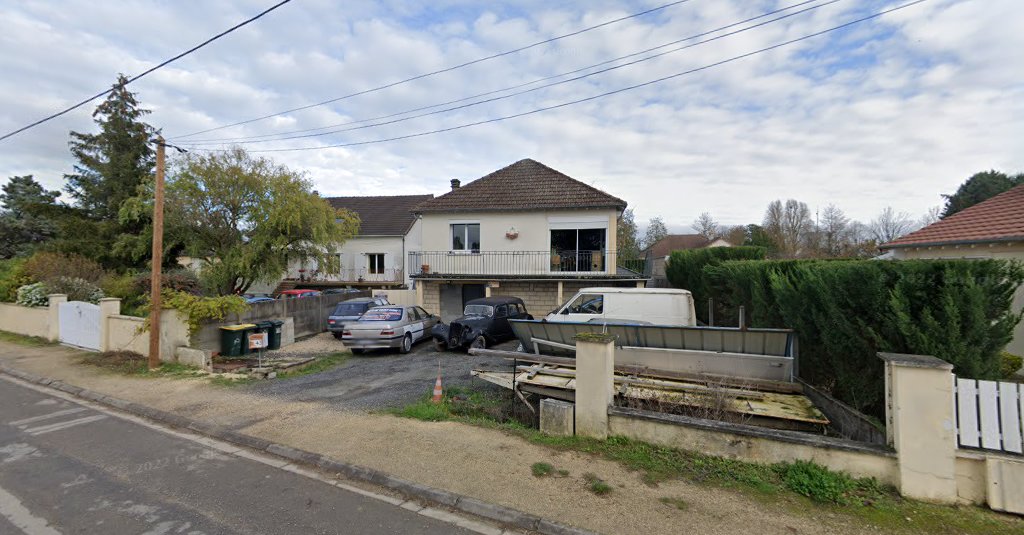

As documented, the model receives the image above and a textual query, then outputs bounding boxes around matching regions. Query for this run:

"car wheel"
[400,333,413,354]
[470,336,487,351]
[434,339,447,352]
[351,348,364,355]
[332,332,343,340]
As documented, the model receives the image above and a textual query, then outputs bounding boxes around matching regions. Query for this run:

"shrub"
[16,282,49,307]
[100,273,147,316]
[0,258,30,302]
[777,461,855,504]
[1002,352,1023,379]
[47,277,104,303]
[665,246,767,324]
[23,251,105,284]
[134,269,202,296]
[141,289,248,336]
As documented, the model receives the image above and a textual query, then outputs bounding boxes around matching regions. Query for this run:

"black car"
[431,296,532,351]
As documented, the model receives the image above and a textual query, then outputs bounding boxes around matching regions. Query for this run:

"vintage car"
[340,305,440,354]
[327,296,390,338]
[431,296,532,351]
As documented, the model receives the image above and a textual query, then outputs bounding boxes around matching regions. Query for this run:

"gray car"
[341,305,440,354]
[327,297,390,338]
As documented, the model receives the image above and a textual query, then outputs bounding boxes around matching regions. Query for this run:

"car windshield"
[332,303,367,316]
[463,305,494,316]
[360,308,403,321]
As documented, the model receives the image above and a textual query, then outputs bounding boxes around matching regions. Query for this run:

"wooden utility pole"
[148,137,166,370]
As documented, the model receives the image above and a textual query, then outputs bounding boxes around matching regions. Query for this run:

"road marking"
[0,483,62,535]
[9,407,86,426]
[23,415,107,436]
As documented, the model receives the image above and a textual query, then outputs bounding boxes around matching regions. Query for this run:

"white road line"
[23,415,107,436]
[9,408,86,427]
[0,484,62,535]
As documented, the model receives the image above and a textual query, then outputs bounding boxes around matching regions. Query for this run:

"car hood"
[452,315,490,326]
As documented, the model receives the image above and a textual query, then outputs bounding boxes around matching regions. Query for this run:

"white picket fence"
[955,377,1024,454]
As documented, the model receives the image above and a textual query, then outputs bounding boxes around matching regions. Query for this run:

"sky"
[1,0,1021,233]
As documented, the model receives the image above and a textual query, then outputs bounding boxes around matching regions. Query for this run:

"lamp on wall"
[505,226,519,240]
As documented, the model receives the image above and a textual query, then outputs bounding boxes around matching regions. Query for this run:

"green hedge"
[664,246,766,324]
[699,259,1024,415]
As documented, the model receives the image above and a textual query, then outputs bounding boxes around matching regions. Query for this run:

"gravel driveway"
[246,333,519,410]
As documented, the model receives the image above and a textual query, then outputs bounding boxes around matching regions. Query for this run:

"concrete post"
[574,334,616,439]
[415,281,425,309]
[879,352,958,503]
[46,294,67,342]
[98,298,121,351]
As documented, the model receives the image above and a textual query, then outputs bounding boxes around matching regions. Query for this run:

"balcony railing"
[408,251,646,277]
[289,268,404,283]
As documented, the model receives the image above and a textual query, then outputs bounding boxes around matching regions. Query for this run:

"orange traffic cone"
[431,374,443,404]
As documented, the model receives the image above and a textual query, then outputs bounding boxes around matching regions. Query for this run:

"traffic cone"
[431,373,443,404]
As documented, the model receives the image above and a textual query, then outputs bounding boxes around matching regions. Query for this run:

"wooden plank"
[999,382,1022,454]
[956,378,980,448]
[978,380,1001,450]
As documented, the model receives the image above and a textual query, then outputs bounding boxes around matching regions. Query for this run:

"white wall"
[288,235,409,284]
[419,209,620,252]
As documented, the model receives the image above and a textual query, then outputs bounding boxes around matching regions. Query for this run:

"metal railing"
[409,250,646,277]
[290,268,404,283]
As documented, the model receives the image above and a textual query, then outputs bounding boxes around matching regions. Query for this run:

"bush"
[134,269,201,296]
[16,282,49,307]
[665,246,767,324]
[1002,352,1023,379]
[23,251,105,284]
[777,460,855,504]
[100,273,147,316]
[47,277,104,303]
[701,258,1024,415]
[141,289,248,336]
[0,258,30,302]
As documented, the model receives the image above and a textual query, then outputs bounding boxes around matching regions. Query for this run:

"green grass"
[0,329,55,347]
[532,462,554,477]
[274,352,350,379]
[659,497,689,511]
[79,351,206,378]
[389,385,1024,535]
[584,473,612,495]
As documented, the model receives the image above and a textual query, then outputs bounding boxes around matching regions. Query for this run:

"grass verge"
[390,386,1023,535]
[79,351,205,378]
[0,329,55,347]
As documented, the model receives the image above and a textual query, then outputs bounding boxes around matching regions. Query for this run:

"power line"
[183,0,838,146]
[0,0,292,143]
[170,0,695,140]
[186,0,928,154]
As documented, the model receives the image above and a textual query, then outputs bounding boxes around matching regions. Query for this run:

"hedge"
[664,246,766,324]
[697,258,1024,416]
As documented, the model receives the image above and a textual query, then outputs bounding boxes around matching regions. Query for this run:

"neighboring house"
[410,159,647,321]
[282,194,433,290]
[879,184,1024,356]
[643,234,731,288]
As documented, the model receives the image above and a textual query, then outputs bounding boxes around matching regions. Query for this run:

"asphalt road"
[0,377,482,535]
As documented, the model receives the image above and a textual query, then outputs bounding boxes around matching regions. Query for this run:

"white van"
[545,287,697,326]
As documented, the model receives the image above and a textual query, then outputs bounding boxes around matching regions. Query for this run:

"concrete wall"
[107,315,148,355]
[888,242,1024,357]
[192,293,357,351]
[0,303,49,339]
[417,279,640,318]
[373,289,418,306]
[419,209,619,255]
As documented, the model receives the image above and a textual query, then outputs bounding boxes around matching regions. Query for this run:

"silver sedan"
[340,305,440,354]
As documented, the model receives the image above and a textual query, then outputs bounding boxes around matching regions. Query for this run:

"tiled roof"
[413,159,627,213]
[881,183,1024,248]
[326,194,433,236]
[644,234,714,257]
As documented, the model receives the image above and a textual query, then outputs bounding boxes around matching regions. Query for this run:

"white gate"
[59,301,101,350]
[955,376,1024,455]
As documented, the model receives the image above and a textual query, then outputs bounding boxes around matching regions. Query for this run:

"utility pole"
[148,137,166,370]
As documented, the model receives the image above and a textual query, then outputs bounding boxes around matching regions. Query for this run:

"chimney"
[450,179,461,190]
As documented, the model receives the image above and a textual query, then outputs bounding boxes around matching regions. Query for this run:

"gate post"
[574,333,616,439]
[47,294,67,342]
[879,352,957,503]
[98,298,121,352]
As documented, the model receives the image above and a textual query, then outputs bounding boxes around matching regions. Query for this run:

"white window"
[367,253,385,274]
[451,223,480,252]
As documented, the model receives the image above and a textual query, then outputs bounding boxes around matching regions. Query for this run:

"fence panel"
[956,378,980,448]
[978,380,1001,450]
[1000,382,1023,454]
[955,376,1024,455]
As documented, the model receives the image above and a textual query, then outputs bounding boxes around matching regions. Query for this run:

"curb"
[0,365,596,535]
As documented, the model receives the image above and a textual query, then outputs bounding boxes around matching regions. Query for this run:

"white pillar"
[879,352,958,503]
[46,294,67,342]
[556,281,564,307]
[98,298,121,351]
[574,334,616,439]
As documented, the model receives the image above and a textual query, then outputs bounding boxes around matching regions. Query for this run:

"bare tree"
[643,217,669,249]
[870,207,913,244]
[918,205,942,228]
[693,212,720,240]
[818,204,850,257]
[763,199,813,257]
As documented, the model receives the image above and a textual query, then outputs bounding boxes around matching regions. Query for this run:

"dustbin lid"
[255,321,274,327]
[270,320,284,326]
[220,323,257,331]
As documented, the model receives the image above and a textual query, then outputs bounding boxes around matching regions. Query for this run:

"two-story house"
[281,194,432,290]
[410,159,647,321]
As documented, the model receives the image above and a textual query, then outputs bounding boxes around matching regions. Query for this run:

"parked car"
[245,295,275,304]
[431,296,532,351]
[544,288,696,326]
[327,296,390,338]
[322,288,364,296]
[278,289,321,299]
[341,305,440,354]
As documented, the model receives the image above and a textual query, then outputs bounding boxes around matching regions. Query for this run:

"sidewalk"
[0,340,877,535]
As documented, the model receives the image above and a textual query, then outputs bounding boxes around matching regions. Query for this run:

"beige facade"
[887,242,1024,356]
[419,209,619,255]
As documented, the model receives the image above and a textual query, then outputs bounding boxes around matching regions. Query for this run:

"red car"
[278,289,321,299]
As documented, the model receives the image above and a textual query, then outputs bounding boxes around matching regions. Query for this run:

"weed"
[659,497,689,511]
[583,473,611,495]
[557,469,570,477]
[275,352,350,379]
[80,351,205,378]
[777,460,855,504]
[0,330,54,347]
[532,462,554,477]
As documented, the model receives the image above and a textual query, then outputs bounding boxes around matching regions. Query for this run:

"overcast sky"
[1,0,1021,232]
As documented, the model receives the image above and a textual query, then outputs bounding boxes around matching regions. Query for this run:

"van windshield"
[563,294,603,314]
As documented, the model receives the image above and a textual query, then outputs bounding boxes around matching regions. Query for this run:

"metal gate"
[59,301,101,350]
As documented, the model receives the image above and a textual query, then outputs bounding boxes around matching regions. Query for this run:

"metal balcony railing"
[408,251,646,277]
[290,268,404,283]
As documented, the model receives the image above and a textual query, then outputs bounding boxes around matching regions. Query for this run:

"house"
[643,234,731,288]
[879,184,1024,356]
[409,159,647,321]
[280,194,433,290]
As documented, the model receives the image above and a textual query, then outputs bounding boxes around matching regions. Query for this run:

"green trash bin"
[267,320,284,350]
[219,324,256,357]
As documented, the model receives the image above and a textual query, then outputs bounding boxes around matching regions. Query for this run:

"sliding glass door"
[550,228,606,272]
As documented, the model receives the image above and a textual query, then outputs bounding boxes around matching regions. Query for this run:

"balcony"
[286,267,405,284]
[408,251,647,279]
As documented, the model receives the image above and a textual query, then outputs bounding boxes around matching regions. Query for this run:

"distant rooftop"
[326,194,433,236]
[881,184,1024,248]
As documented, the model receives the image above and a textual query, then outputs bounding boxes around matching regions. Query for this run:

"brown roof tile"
[644,234,712,257]
[326,194,433,236]
[882,183,1024,248]
[413,159,627,213]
